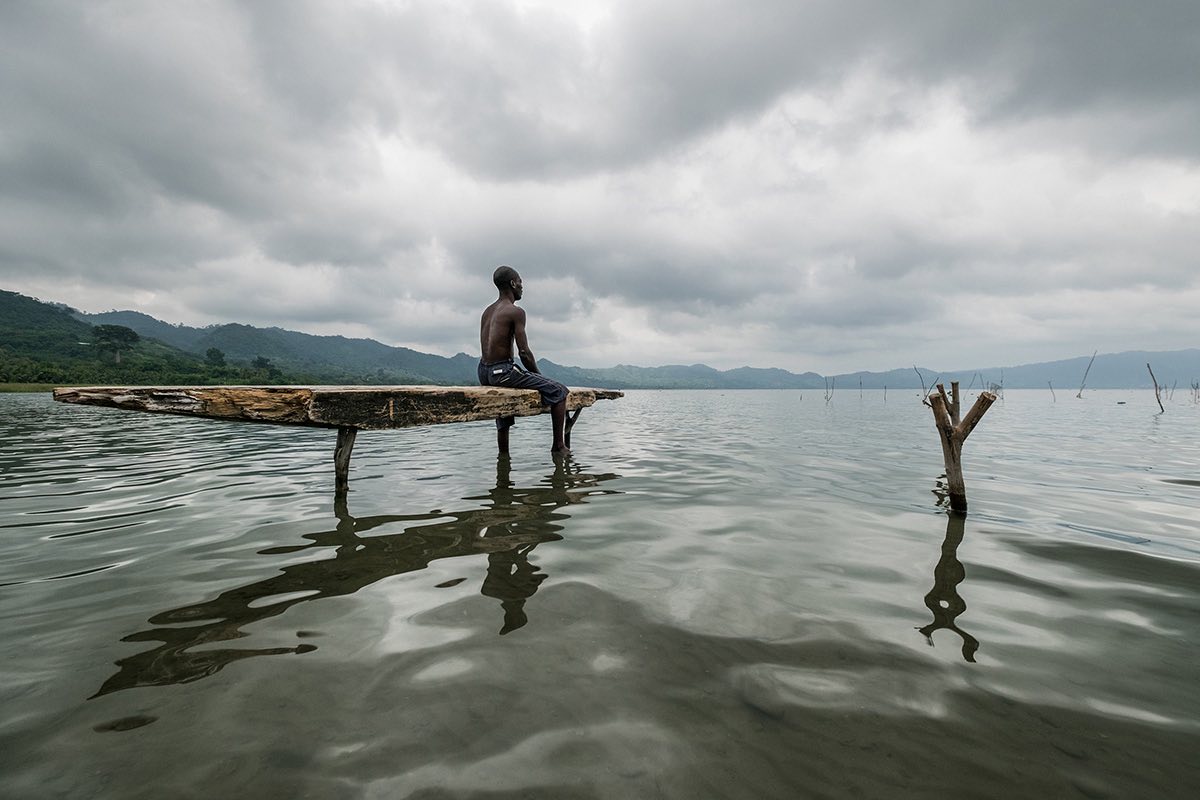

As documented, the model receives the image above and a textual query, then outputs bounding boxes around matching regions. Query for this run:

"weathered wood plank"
[52,385,622,430]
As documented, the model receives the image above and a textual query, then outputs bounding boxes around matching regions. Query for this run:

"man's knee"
[544,380,568,407]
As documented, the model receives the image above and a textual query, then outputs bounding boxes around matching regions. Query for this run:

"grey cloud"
[1,1,1197,371]
[454,227,763,310]
[383,0,1200,175]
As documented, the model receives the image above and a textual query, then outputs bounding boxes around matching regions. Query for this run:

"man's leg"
[482,362,516,455]
[499,367,570,453]
[495,415,515,454]
[550,399,568,453]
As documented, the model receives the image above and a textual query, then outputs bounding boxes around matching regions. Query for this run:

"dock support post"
[565,408,583,449]
[335,426,357,496]
[929,386,996,512]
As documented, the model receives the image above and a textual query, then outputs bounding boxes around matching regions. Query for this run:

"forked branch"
[928,389,998,512]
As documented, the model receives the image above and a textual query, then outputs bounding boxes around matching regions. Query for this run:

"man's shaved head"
[493,265,520,291]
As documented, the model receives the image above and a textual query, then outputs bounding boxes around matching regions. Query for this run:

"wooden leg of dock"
[565,408,583,449]
[497,425,510,455]
[335,426,357,496]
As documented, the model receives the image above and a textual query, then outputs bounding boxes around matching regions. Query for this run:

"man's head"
[493,265,522,300]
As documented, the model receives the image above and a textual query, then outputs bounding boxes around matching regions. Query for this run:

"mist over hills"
[3,290,1196,389]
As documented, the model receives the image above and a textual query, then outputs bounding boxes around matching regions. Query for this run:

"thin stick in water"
[1076,349,1097,398]
[1147,362,1165,413]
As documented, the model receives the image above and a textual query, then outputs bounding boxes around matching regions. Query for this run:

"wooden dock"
[53,385,623,493]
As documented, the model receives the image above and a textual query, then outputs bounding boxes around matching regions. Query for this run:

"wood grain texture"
[52,385,622,430]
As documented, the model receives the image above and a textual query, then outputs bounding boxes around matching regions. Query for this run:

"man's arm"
[512,307,541,373]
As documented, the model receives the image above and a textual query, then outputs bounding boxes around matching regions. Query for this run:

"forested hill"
[3,289,1197,389]
[1,289,244,385]
[78,313,476,384]
[69,299,1200,389]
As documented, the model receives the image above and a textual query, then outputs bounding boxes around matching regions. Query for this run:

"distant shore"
[0,383,56,393]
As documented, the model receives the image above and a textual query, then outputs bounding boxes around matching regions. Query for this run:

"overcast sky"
[2,1,1197,372]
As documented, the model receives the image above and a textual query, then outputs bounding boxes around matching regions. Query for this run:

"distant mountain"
[0,289,252,385]
[834,350,1200,391]
[3,289,96,359]
[75,312,476,384]
[79,309,207,350]
[7,289,1198,389]
[189,324,478,384]
[541,362,826,389]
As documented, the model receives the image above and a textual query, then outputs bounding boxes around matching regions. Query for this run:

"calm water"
[1,389,1197,798]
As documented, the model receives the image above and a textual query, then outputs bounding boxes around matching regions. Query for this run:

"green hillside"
[76,310,479,384]
[1,289,95,359]
[4,290,468,386]
[0,290,300,386]
[80,309,207,350]
[190,324,475,384]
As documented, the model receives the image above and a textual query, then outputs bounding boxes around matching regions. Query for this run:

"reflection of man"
[478,265,570,454]
[480,453,552,634]
[96,452,618,695]
[482,542,547,635]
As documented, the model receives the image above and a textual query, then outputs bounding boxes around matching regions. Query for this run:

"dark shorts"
[478,359,569,430]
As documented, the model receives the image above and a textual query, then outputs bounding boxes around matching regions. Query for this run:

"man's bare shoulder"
[490,301,524,322]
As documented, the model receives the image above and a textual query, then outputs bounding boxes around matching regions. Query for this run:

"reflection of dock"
[917,511,980,662]
[92,456,621,697]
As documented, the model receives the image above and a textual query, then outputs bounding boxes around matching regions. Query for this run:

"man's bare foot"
[551,446,571,457]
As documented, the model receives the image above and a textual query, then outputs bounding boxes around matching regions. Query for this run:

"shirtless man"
[478,266,570,454]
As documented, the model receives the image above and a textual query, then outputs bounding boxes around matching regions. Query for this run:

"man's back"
[480,299,522,364]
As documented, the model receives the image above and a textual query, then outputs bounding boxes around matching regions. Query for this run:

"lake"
[1,389,1197,798]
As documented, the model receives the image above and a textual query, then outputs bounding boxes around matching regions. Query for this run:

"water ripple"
[1,390,1197,798]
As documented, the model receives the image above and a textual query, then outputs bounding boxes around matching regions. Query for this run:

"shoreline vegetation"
[1,383,57,392]
[4,288,1198,392]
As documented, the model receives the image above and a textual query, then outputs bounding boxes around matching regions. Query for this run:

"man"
[478,265,570,454]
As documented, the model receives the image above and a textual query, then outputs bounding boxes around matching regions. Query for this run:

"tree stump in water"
[929,382,997,512]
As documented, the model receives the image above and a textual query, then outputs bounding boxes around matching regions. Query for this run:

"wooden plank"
[52,385,622,430]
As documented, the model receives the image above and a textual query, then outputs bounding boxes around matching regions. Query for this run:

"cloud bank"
[2,0,1197,371]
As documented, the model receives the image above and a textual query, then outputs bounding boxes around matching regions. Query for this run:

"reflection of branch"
[92,457,622,697]
[917,511,979,662]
